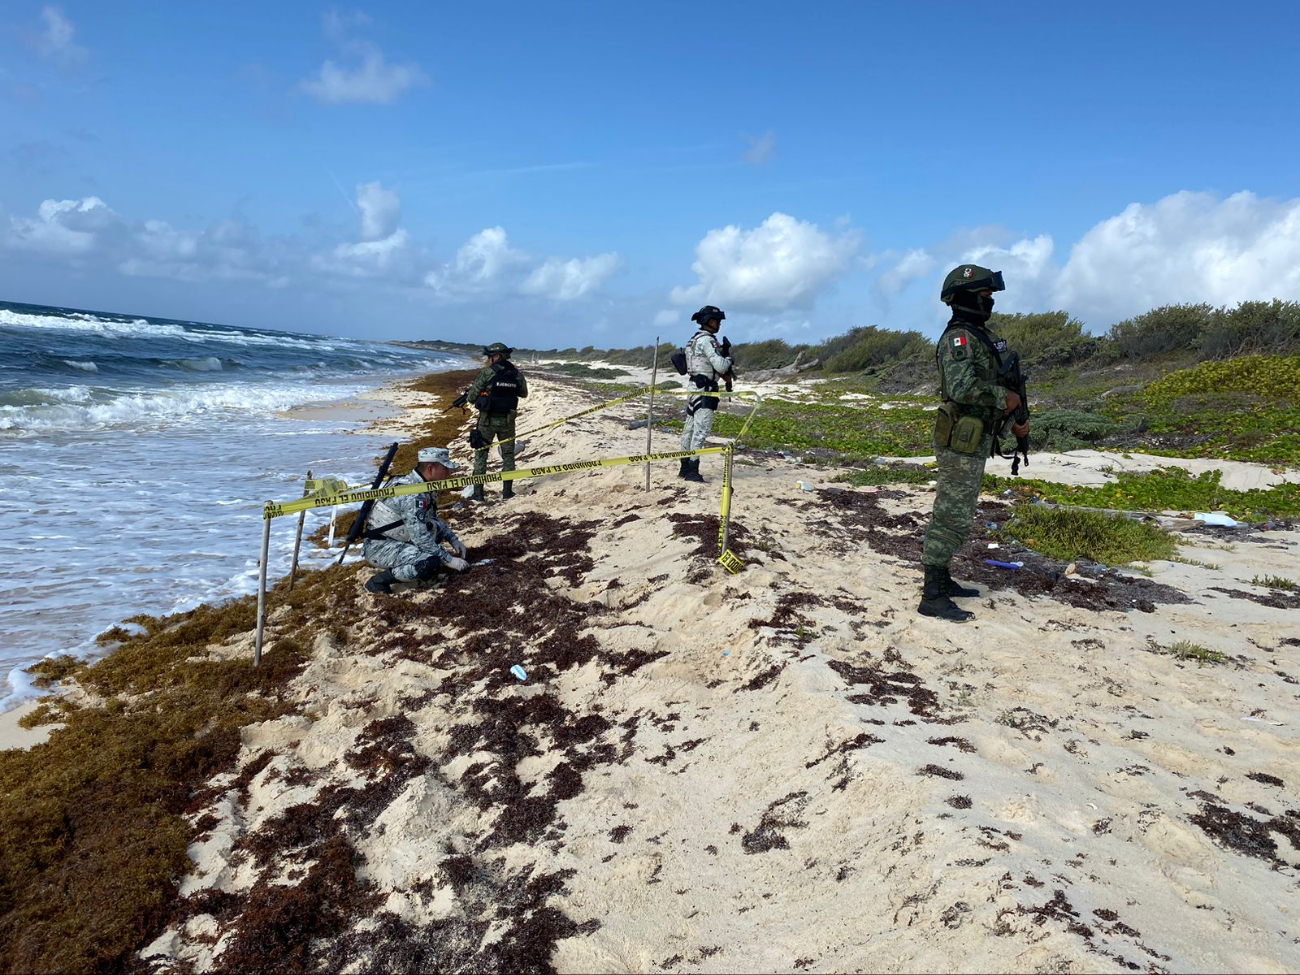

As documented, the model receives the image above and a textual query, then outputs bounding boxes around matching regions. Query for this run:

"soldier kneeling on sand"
[361,447,470,594]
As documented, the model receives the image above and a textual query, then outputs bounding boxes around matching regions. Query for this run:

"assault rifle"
[996,352,1030,476]
[336,441,400,565]
[719,336,735,392]
[450,391,469,412]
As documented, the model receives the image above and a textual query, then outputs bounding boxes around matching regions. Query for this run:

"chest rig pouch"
[933,403,984,454]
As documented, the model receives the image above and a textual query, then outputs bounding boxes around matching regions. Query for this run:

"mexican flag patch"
[951,335,967,347]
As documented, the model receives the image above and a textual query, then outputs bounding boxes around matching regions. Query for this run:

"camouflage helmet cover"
[940,265,1006,304]
[483,342,512,357]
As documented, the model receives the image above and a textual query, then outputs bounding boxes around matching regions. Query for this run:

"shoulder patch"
[951,335,967,348]
[994,339,1009,353]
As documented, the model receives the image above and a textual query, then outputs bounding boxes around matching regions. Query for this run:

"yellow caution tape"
[304,477,349,496]
[718,549,744,574]
[264,445,728,520]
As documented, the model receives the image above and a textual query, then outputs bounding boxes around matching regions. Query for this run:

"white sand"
[119,374,1300,972]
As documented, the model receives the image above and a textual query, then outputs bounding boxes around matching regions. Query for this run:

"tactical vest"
[476,361,521,414]
[937,319,1006,416]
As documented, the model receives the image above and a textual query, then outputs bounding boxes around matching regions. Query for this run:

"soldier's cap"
[417,446,461,470]
[483,342,512,357]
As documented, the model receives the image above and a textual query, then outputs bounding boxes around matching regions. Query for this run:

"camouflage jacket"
[936,317,1009,422]
[365,471,461,563]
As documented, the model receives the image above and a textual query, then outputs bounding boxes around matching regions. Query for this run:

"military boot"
[677,458,690,479]
[938,566,979,598]
[502,480,515,500]
[365,569,397,595]
[917,565,973,622]
[683,458,705,483]
[471,484,485,503]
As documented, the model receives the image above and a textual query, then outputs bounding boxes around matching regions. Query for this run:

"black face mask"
[951,291,994,323]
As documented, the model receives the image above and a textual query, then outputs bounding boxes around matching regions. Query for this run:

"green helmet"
[940,265,1006,305]
[483,342,512,357]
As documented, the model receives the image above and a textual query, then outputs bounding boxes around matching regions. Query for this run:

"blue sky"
[3,1,1299,346]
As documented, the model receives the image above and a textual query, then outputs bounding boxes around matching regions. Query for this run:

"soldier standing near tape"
[464,342,528,502]
[362,447,470,594]
[678,305,733,483]
[919,265,1029,622]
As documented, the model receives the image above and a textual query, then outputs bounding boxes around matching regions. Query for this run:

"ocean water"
[0,300,459,708]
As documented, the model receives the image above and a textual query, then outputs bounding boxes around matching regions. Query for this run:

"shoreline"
[3,367,1300,972]
[0,364,465,720]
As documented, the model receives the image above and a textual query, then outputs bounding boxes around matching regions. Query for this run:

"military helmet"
[691,305,726,325]
[483,342,512,357]
[940,265,1005,305]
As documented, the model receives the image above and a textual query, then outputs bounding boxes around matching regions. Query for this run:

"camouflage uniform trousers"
[473,412,517,476]
[921,431,994,567]
[362,539,444,583]
[680,387,720,452]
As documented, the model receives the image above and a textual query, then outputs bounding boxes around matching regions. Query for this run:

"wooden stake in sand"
[254,512,271,668]
[645,335,659,491]
[287,469,312,592]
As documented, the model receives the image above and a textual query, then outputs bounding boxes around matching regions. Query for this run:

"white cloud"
[875,248,937,296]
[355,181,400,240]
[743,130,778,166]
[424,227,529,295]
[522,253,621,301]
[6,196,120,255]
[671,212,860,312]
[300,14,427,106]
[1053,191,1300,323]
[32,6,87,66]
[326,229,412,277]
[961,234,1057,313]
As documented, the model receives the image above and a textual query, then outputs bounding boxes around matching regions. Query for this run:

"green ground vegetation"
[999,504,1178,566]
[541,362,631,379]
[1147,639,1228,666]
[836,462,936,488]
[1251,574,1298,591]
[987,466,1300,521]
[712,395,933,461]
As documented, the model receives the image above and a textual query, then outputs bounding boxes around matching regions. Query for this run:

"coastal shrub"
[1027,408,1117,452]
[546,363,629,379]
[734,339,803,371]
[1110,304,1214,360]
[1143,354,1300,406]
[987,311,1094,367]
[1200,300,1300,359]
[1002,504,1177,565]
[1252,574,1298,591]
[823,327,928,374]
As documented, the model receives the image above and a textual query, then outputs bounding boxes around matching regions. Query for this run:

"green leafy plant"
[1001,504,1177,565]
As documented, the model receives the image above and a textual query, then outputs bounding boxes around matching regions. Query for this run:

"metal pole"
[254,513,271,668]
[288,469,311,592]
[644,335,659,490]
[720,446,734,555]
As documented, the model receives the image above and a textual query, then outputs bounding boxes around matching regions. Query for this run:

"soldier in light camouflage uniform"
[678,304,733,483]
[362,447,470,594]
[919,265,1029,622]
[463,342,528,502]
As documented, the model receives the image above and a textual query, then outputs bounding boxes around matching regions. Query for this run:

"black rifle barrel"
[336,441,400,565]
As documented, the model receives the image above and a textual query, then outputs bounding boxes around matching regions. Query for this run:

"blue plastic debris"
[984,559,1024,570]
[509,664,528,681]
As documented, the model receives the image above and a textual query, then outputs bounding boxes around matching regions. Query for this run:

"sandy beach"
[10,368,1300,973]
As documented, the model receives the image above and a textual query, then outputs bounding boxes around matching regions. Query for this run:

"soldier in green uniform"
[919,265,1029,622]
[463,342,528,502]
